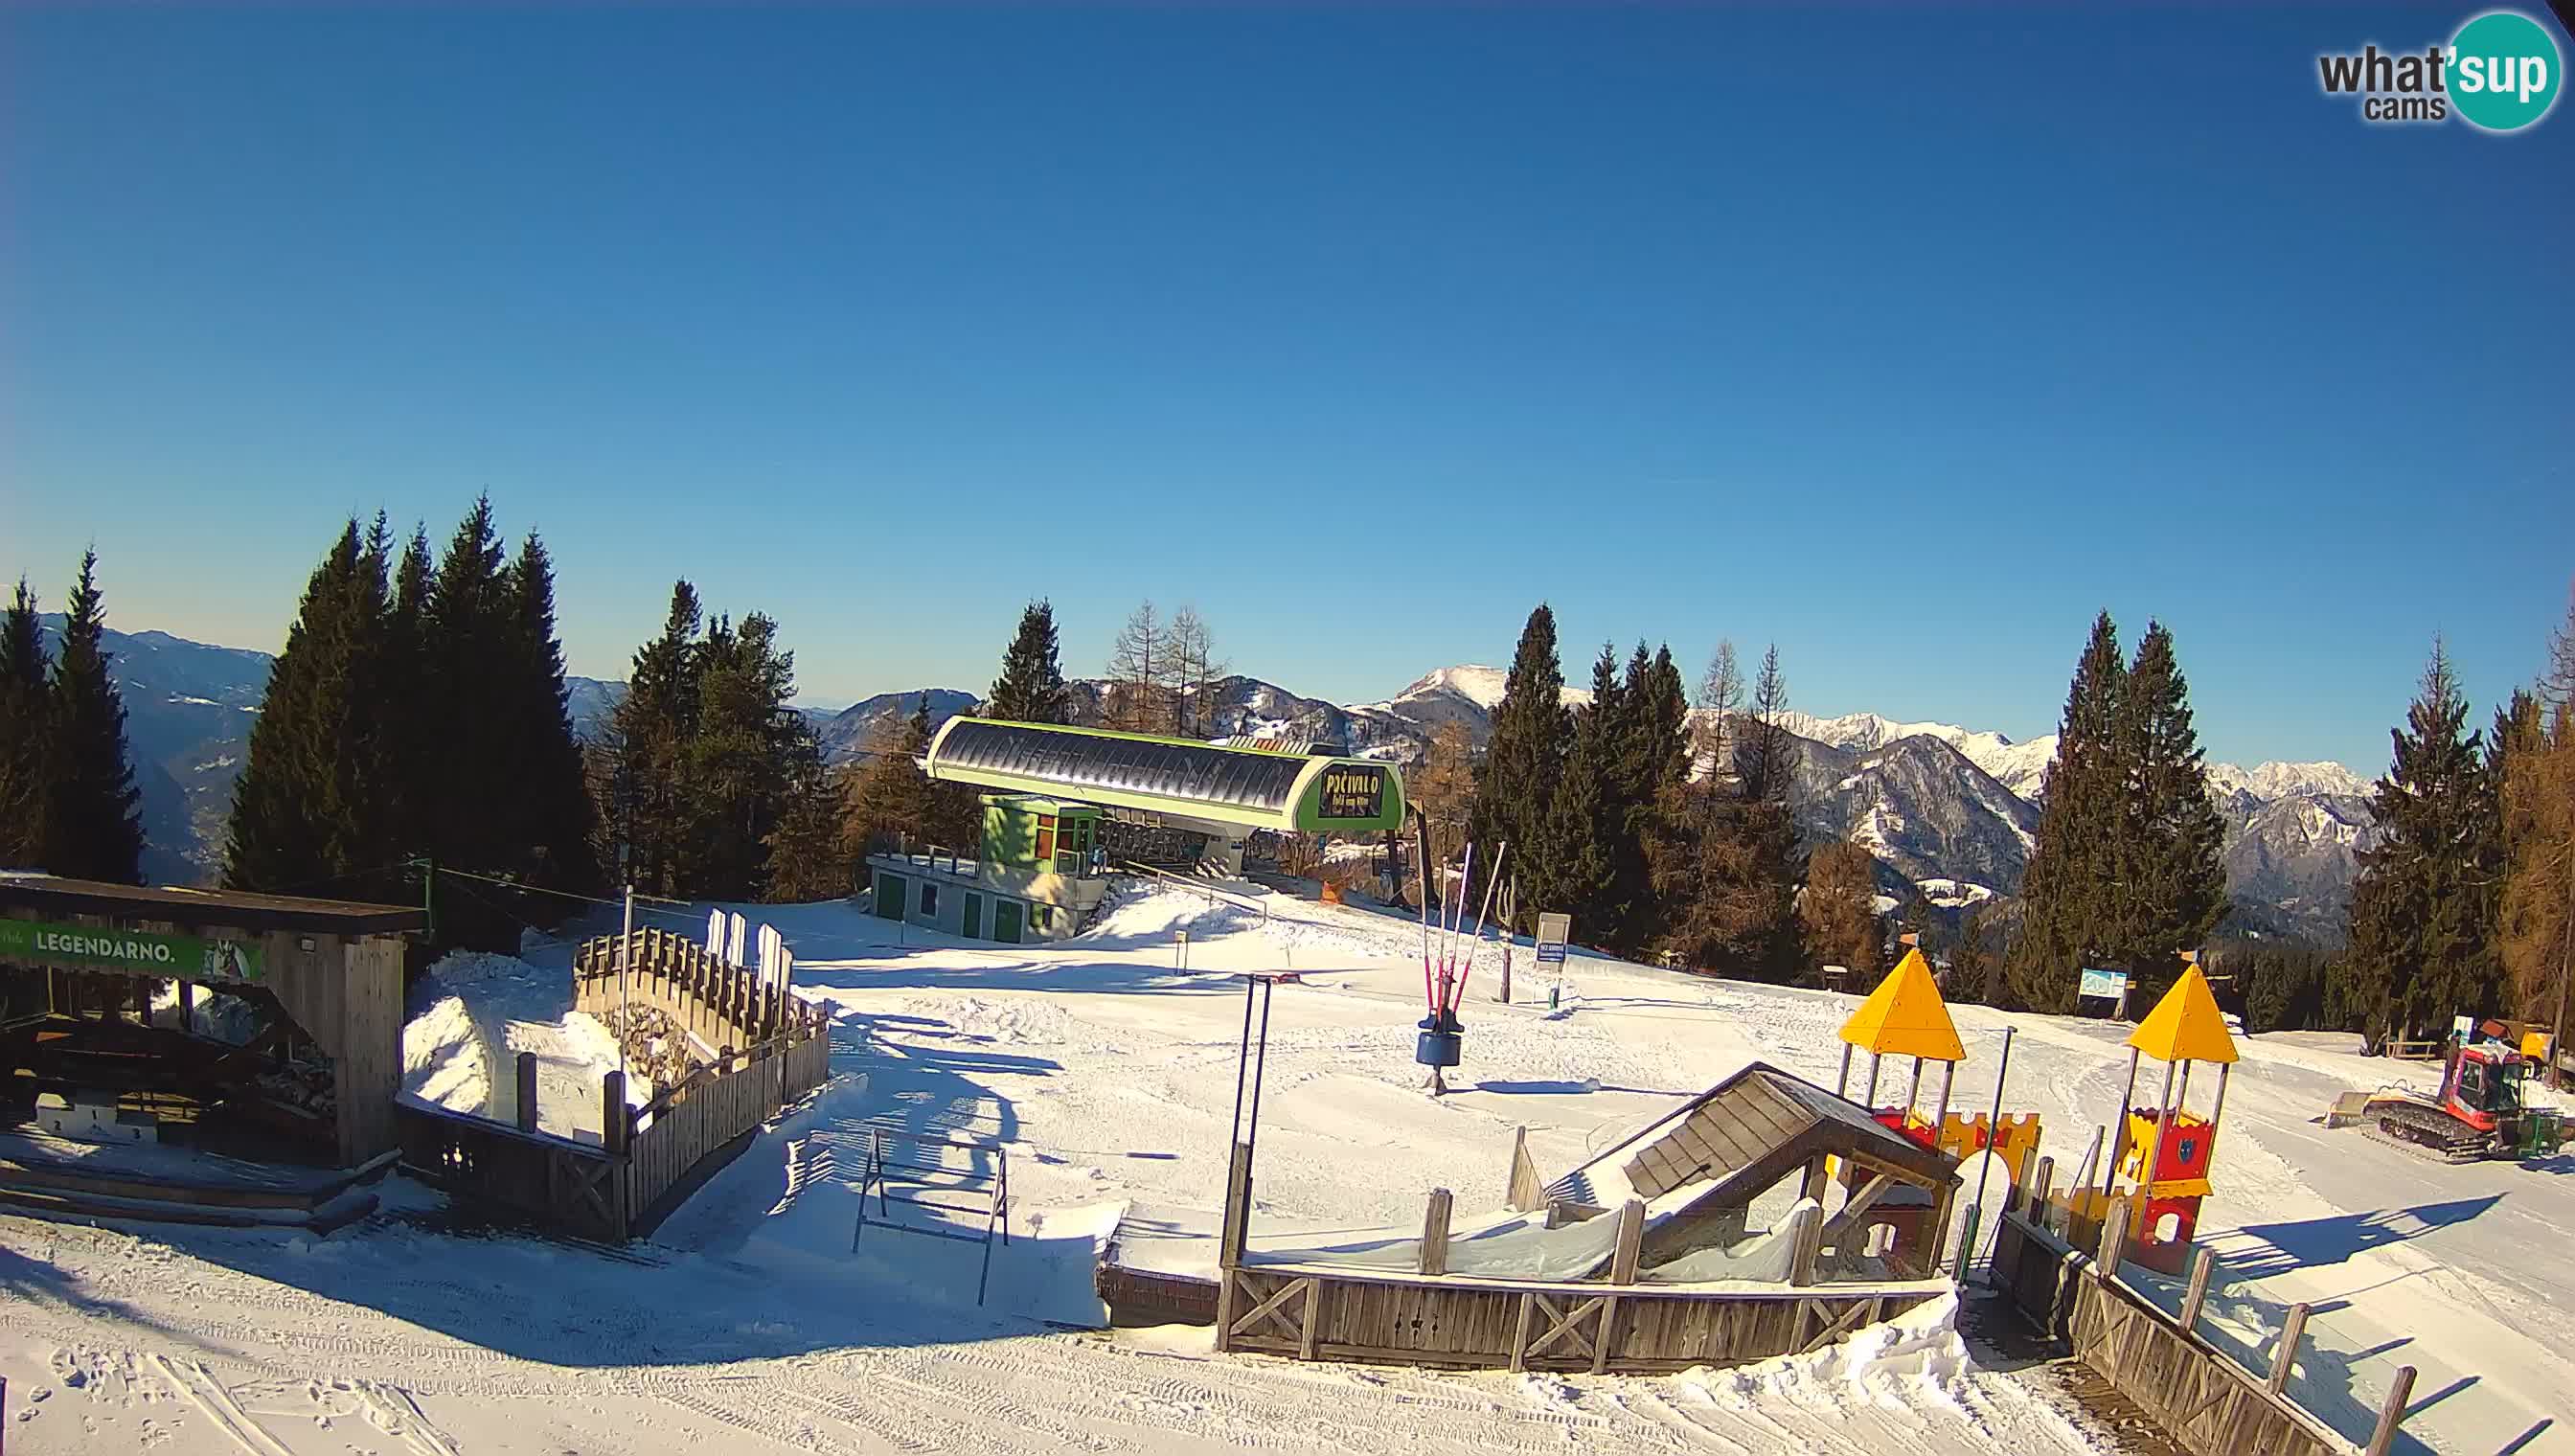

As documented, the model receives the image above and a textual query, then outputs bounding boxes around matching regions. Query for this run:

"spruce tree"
[226,520,393,896]
[690,612,801,897]
[763,725,851,902]
[1467,604,1570,927]
[0,580,52,866]
[2107,623,2228,1008]
[43,551,146,883]
[988,600,1070,723]
[2343,644,2504,1045]
[2007,612,2128,1012]
[503,532,601,895]
[421,495,513,892]
[383,524,438,860]
[603,581,706,897]
[1537,646,1626,940]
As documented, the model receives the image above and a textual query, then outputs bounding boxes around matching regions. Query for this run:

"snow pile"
[399,948,650,1139]
[1695,1291,1972,1398]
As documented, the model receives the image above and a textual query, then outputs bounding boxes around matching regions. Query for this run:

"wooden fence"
[399,930,832,1241]
[574,926,826,1053]
[1217,1262,1944,1374]
[1991,1199,2409,1456]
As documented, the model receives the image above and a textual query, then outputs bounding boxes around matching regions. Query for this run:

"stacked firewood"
[599,1005,701,1090]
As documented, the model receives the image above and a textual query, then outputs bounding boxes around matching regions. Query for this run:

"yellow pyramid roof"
[2127,967,2239,1064]
[1838,949,1965,1061]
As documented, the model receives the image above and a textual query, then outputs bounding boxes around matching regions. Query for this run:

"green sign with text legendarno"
[0,920,263,982]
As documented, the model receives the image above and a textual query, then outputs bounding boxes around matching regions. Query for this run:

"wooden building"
[1,876,421,1170]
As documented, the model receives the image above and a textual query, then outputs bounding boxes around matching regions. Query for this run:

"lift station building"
[863,719,1406,944]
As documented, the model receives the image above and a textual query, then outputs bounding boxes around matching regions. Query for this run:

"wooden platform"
[0,1126,391,1232]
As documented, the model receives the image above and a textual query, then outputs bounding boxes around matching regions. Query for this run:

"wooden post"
[1790,1199,1827,1287]
[2362,1365,2416,1456]
[1609,1198,1645,1285]
[1506,1127,1543,1212]
[2267,1303,2312,1397]
[1800,1151,1830,1203]
[516,1052,539,1133]
[2179,1245,2216,1332]
[602,1071,628,1156]
[1419,1189,1453,1275]
[1508,1291,1537,1373]
[2030,1154,2055,1221]
[2096,1195,2130,1274]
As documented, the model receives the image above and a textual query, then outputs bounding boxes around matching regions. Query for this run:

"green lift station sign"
[1316,764,1386,822]
[0,920,263,982]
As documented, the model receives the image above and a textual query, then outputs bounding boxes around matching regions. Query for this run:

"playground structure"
[1832,948,2045,1268]
[1098,975,1970,1372]
[2018,962,2237,1277]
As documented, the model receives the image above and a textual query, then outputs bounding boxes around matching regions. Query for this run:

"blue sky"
[4,6,2568,771]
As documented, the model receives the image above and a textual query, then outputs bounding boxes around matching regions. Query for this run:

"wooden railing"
[401,929,834,1241]
[573,926,827,1054]
[1991,1199,2406,1456]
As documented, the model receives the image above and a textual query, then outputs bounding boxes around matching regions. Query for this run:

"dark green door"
[874,872,906,921]
[963,893,983,940]
[993,899,1023,944]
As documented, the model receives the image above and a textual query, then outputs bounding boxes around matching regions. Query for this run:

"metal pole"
[1903,1056,1926,1122]
[2103,1048,2140,1195]
[1862,1053,1882,1108]
[1969,1028,2015,1259]
[619,883,634,1082]
[1836,1043,1855,1098]
[2148,1058,2181,1190]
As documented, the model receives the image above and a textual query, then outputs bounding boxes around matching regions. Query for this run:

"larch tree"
[0,580,53,865]
[1800,839,1885,982]
[1168,605,1226,738]
[987,600,1071,724]
[42,551,146,883]
[1648,641,1800,980]
[1105,601,1175,735]
[1410,720,1477,892]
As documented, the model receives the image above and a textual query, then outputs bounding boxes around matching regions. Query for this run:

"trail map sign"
[0,920,263,983]
[2078,967,2128,1001]
[1535,913,1571,966]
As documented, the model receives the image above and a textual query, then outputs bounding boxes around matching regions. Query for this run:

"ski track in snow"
[4,884,2566,1455]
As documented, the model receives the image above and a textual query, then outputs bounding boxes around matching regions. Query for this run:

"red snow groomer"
[2363,1025,2535,1162]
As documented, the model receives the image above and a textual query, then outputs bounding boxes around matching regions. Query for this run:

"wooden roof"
[1837,948,1965,1061]
[1552,1061,1960,1213]
[0,875,425,937]
[2128,966,2239,1065]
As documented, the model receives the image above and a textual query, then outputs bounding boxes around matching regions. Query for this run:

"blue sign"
[2078,967,2128,1001]
[1535,912,1570,965]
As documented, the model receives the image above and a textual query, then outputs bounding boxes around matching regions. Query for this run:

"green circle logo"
[2450,11,2563,131]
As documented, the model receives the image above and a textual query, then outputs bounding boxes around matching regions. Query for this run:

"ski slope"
[2,883,2565,1455]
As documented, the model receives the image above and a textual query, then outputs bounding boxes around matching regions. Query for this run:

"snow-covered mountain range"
[35,627,2375,943]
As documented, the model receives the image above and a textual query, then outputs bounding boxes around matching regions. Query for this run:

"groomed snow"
[3,884,2566,1455]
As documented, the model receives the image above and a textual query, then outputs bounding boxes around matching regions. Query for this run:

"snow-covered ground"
[3,884,2567,1455]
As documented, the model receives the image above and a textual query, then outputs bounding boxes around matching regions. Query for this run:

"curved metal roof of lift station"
[921,718,1406,834]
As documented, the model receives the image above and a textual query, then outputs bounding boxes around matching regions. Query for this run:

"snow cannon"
[2101,959,2238,1276]
[1832,948,1968,1263]
[1411,815,1507,1095]
[1415,1010,1463,1068]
